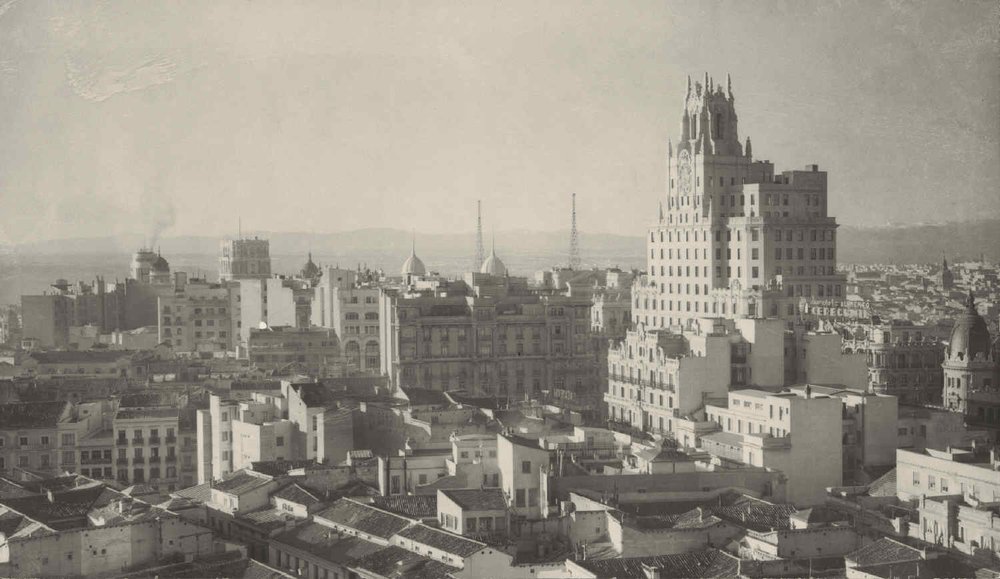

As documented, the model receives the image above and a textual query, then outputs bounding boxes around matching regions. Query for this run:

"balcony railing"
[165,436,177,444]
[149,456,162,464]
[116,458,129,465]
[165,455,177,463]
[132,456,145,464]
[132,437,144,445]
[148,436,161,445]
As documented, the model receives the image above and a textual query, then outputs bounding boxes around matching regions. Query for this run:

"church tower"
[633,73,845,330]
[938,255,954,291]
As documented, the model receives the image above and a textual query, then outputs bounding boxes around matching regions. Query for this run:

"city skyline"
[0,0,997,246]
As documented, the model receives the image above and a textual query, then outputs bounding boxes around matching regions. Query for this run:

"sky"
[0,0,997,245]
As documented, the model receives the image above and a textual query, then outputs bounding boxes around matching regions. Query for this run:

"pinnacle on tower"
[569,193,581,270]
[475,200,485,272]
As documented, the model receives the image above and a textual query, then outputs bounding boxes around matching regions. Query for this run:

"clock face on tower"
[678,149,693,195]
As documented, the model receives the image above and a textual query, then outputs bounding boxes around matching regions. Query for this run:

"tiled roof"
[400,387,451,407]
[213,471,273,495]
[0,400,68,428]
[847,537,923,567]
[791,506,849,525]
[237,506,297,532]
[351,546,457,579]
[115,407,179,420]
[0,484,121,530]
[348,449,374,460]
[315,498,413,540]
[237,559,297,579]
[291,382,337,408]
[576,549,739,578]
[371,494,438,518]
[440,488,507,511]
[251,459,318,476]
[29,351,133,364]
[395,523,486,557]
[273,522,384,565]
[274,483,320,507]
[173,482,212,503]
[633,508,721,531]
[868,468,897,497]
[709,496,797,532]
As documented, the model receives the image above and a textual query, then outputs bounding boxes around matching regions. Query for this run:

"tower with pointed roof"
[938,254,954,291]
[634,72,845,330]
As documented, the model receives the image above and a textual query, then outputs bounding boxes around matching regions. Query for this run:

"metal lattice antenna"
[569,193,581,269]
[475,200,485,271]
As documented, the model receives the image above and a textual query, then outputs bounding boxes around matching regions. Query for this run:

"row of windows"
[0,433,75,447]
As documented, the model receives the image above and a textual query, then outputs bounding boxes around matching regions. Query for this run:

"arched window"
[345,341,361,369]
[714,112,724,139]
[365,341,380,370]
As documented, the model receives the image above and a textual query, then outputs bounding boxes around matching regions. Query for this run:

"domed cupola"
[301,252,321,282]
[480,238,507,277]
[401,238,427,277]
[946,291,993,364]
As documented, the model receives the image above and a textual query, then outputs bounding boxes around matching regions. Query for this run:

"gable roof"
[395,523,487,557]
[0,400,69,429]
[440,488,507,511]
[371,494,438,519]
[274,483,320,507]
[212,471,274,495]
[0,484,121,530]
[315,498,413,540]
[867,468,897,498]
[575,549,739,578]
[847,537,924,567]
[272,522,383,566]
[29,350,133,364]
[350,546,457,579]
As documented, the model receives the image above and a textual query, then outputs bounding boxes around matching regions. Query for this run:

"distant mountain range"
[5,219,997,266]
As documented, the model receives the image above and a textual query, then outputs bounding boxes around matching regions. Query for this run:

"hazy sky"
[0,0,997,244]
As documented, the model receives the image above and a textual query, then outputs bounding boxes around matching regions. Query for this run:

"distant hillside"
[836,219,999,264]
[1,220,996,305]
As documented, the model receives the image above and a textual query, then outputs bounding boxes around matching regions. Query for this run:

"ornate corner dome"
[152,254,170,272]
[301,252,321,280]
[947,291,993,363]
[480,241,507,277]
[401,241,427,277]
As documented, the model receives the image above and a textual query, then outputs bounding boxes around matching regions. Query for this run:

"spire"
[727,73,733,99]
[703,72,709,100]
[569,193,581,270]
[686,75,692,98]
[475,200,485,272]
[668,138,673,158]
[745,136,752,158]
[967,289,976,311]
[411,230,416,256]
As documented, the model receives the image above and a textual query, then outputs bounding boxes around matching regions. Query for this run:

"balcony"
[132,437,144,445]
[165,436,177,444]
[149,456,162,464]
[148,436,161,445]
[116,458,129,465]
[117,438,128,446]
[82,456,109,465]
[132,456,146,464]
[165,455,177,463]
[181,464,196,472]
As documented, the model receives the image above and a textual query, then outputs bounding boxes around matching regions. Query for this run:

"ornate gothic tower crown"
[678,73,743,157]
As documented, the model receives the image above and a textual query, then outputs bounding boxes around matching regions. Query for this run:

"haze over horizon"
[1,0,998,246]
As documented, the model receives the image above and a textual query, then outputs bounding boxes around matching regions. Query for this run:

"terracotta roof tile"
[395,524,486,557]
[315,498,413,540]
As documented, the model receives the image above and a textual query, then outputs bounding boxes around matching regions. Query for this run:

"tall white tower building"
[634,73,845,330]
